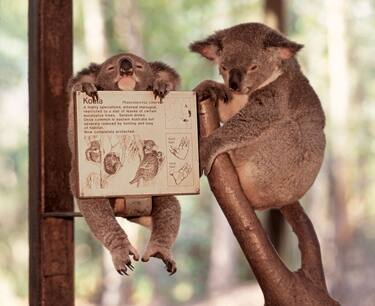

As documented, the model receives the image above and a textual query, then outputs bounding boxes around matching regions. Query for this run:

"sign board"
[74,91,200,198]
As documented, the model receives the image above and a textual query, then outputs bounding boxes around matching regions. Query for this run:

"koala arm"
[68,63,101,100]
[68,63,101,92]
[200,99,273,174]
[149,61,180,90]
[149,62,180,100]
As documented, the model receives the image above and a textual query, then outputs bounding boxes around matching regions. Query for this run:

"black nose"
[229,68,242,91]
[119,58,133,75]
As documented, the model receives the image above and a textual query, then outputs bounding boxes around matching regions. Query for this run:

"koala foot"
[142,244,177,275]
[111,244,140,276]
[81,82,99,101]
[153,79,170,102]
[194,80,232,104]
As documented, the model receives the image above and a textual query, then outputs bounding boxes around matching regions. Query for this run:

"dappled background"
[1,0,375,305]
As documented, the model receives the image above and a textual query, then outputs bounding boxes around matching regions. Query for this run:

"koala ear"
[149,61,181,90]
[67,63,101,93]
[263,31,303,59]
[189,32,223,62]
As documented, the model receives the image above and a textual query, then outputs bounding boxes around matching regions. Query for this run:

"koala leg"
[78,198,140,275]
[142,196,181,275]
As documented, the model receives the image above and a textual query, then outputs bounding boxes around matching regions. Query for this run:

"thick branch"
[199,100,293,296]
[280,202,327,288]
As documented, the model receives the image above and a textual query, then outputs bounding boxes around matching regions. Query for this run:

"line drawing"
[166,101,192,128]
[169,162,192,185]
[129,140,164,187]
[169,136,190,160]
[83,134,153,189]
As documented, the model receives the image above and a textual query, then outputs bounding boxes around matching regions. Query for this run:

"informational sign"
[74,91,200,198]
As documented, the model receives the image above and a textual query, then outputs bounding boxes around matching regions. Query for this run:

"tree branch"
[280,202,327,288]
[198,99,340,305]
[199,100,293,295]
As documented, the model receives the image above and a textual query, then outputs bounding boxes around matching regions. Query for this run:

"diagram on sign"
[170,163,193,185]
[166,100,192,129]
[167,134,193,186]
[129,140,165,187]
[169,136,190,160]
[83,134,164,190]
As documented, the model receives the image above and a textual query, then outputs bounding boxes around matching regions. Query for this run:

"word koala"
[191,23,326,209]
[68,53,181,275]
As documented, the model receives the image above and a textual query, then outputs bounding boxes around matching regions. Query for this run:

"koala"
[68,53,181,275]
[190,23,326,209]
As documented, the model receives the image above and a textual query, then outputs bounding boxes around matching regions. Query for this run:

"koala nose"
[229,68,242,91]
[119,58,133,76]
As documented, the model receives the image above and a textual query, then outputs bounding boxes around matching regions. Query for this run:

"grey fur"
[68,53,181,275]
[191,23,325,209]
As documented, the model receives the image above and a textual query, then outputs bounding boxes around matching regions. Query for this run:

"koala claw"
[111,245,140,276]
[82,82,99,101]
[194,80,232,105]
[142,245,177,275]
[153,79,170,102]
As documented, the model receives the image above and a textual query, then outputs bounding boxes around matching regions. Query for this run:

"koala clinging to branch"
[191,23,326,209]
[68,53,181,275]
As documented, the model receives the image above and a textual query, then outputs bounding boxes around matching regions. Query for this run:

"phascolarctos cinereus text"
[190,23,326,209]
[68,53,181,275]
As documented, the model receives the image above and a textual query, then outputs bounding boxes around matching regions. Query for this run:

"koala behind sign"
[68,53,181,275]
[191,23,326,209]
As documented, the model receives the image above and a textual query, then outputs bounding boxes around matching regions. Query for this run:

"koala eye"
[220,64,227,71]
[107,66,115,71]
[136,64,144,70]
[249,64,258,72]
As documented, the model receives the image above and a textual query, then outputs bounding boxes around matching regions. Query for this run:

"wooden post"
[29,1,74,305]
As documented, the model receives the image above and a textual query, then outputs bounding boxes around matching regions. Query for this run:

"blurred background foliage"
[0,0,375,305]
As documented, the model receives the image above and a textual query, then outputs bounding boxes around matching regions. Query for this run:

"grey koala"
[68,53,181,275]
[190,23,325,209]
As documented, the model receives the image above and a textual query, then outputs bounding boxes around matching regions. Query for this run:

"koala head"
[93,53,180,92]
[95,53,154,91]
[190,23,303,95]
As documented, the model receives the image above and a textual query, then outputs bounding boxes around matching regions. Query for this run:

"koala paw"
[194,80,232,105]
[81,82,99,101]
[111,244,140,276]
[153,79,171,102]
[142,244,177,275]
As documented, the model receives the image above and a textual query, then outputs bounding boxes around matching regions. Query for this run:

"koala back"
[232,62,326,208]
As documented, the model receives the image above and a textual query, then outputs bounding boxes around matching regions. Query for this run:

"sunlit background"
[1,0,375,305]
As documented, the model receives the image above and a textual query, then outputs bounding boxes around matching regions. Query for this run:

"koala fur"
[190,23,325,209]
[68,53,181,275]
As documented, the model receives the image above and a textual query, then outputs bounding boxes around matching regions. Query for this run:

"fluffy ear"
[189,32,223,62]
[263,31,303,59]
[67,63,101,93]
[149,61,180,90]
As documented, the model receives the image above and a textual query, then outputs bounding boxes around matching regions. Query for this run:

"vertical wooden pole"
[29,1,74,305]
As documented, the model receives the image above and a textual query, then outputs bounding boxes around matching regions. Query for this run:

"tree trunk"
[263,0,286,254]
[206,0,239,295]
[326,0,353,299]
[207,198,237,294]
[113,0,144,56]
[81,0,108,62]
[264,0,285,33]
